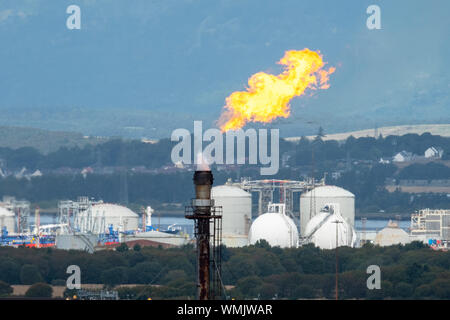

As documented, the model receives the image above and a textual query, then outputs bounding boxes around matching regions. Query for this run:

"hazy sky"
[0,0,448,138]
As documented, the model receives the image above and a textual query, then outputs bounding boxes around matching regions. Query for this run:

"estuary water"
[39,213,410,237]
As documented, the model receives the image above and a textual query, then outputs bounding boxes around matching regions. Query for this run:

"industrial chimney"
[186,167,222,300]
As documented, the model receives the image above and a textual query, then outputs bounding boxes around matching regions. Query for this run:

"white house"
[393,151,414,162]
[424,147,444,159]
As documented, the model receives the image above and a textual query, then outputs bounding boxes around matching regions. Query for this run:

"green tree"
[259,283,278,299]
[395,282,414,298]
[340,271,367,299]
[0,280,13,297]
[128,261,162,284]
[0,259,20,284]
[253,252,285,277]
[366,280,393,300]
[101,267,128,287]
[295,284,315,299]
[20,264,43,285]
[224,255,256,283]
[25,283,53,298]
[414,284,433,299]
[115,243,129,252]
[432,279,450,299]
[235,276,263,298]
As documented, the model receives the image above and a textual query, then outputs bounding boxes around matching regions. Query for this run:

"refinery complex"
[0,174,448,252]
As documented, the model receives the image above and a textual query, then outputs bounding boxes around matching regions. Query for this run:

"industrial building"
[300,185,355,237]
[248,203,298,248]
[0,207,15,234]
[211,185,251,247]
[0,196,31,234]
[410,209,450,248]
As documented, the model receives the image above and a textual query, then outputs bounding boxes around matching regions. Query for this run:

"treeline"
[1,242,450,299]
[0,171,234,205]
[287,132,450,165]
[0,139,174,170]
[0,133,449,170]
[397,162,450,180]
[0,169,448,213]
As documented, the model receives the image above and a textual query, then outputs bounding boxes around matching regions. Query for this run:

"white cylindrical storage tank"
[248,204,298,248]
[0,207,15,234]
[212,185,252,247]
[304,205,356,249]
[88,203,139,234]
[300,185,355,236]
[374,221,411,247]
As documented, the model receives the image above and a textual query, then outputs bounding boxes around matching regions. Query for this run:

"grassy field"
[286,124,450,142]
[385,185,450,194]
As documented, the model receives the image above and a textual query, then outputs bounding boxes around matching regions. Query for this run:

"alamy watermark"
[366,265,381,290]
[66,265,81,289]
[66,5,81,30]
[366,5,381,30]
[171,121,279,175]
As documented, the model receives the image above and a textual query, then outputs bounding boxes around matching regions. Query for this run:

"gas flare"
[217,49,335,132]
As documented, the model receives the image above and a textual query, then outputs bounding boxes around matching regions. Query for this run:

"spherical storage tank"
[212,185,252,247]
[300,185,355,236]
[80,203,139,234]
[374,221,410,247]
[248,203,298,248]
[0,207,15,233]
[304,204,356,249]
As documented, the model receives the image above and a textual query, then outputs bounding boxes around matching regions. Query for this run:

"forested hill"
[0,131,449,170]
[0,126,105,154]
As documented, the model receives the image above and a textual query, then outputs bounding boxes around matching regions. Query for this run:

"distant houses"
[387,146,444,163]
[424,146,444,159]
[393,151,415,163]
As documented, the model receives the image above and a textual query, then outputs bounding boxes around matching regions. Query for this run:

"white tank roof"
[0,207,14,217]
[212,185,251,198]
[301,185,354,198]
[90,203,138,217]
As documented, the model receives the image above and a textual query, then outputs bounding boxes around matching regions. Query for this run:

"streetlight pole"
[332,219,343,300]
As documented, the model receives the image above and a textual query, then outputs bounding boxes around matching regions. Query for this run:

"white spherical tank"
[80,203,139,234]
[212,185,252,247]
[300,185,355,236]
[0,207,15,233]
[304,204,356,249]
[248,203,298,248]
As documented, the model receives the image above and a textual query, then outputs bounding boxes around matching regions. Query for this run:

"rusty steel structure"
[185,170,223,300]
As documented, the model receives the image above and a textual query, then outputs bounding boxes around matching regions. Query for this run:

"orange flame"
[217,49,335,132]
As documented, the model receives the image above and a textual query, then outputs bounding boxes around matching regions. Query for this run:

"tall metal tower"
[361,217,367,246]
[185,170,223,300]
